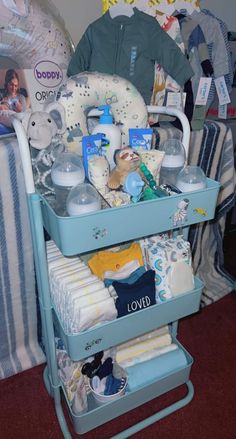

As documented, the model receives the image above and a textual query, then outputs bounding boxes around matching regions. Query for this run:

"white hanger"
[175,1,196,15]
[109,4,134,19]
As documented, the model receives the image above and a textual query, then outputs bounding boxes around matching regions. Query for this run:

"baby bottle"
[51,151,85,215]
[159,139,186,187]
[176,165,207,192]
[66,183,101,216]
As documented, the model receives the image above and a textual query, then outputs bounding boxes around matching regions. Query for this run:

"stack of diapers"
[139,234,194,303]
[46,241,117,333]
[115,326,188,392]
[88,243,156,317]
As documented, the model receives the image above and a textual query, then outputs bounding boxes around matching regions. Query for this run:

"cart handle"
[12,106,190,195]
[147,106,190,160]
[88,105,190,161]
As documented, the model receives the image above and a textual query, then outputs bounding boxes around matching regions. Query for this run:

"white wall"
[54,1,236,45]
[54,0,102,46]
[199,0,236,31]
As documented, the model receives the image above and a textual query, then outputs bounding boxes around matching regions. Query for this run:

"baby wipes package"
[129,128,153,151]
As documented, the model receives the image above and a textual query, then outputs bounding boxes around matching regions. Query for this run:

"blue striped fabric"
[0,135,45,379]
[154,120,236,306]
[192,10,233,109]
[202,9,234,87]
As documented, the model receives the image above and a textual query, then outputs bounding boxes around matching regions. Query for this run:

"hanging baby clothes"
[175,13,213,130]
[191,9,231,109]
[67,8,193,105]
[175,13,213,99]
[201,9,234,97]
[102,1,189,118]
[147,12,188,125]
[150,13,185,112]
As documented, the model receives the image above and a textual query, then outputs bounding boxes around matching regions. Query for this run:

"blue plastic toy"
[123,171,144,203]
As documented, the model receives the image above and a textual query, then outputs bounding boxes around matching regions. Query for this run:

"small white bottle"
[92,104,121,169]
[66,183,101,216]
[51,152,85,215]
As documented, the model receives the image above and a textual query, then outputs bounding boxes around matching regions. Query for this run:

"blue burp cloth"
[126,347,188,391]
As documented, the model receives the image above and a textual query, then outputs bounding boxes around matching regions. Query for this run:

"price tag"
[166,92,186,111]
[218,103,227,119]
[215,76,231,105]
[195,77,212,106]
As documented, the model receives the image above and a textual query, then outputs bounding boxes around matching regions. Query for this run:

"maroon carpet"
[1,290,236,439]
[1,229,236,438]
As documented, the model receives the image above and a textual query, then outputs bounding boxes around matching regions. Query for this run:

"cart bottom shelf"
[58,341,193,435]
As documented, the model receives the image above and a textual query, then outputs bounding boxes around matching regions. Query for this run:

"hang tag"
[218,103,227,119]
[195,77,212,106]
[215,76,231,105]
[166,92,186,111]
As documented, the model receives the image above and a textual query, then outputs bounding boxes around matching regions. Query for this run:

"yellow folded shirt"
[88,243,144,279]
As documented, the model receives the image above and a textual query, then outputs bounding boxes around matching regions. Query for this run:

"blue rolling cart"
[12,107,220,438]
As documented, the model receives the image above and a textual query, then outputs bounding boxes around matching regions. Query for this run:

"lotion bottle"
[92,105,121,169]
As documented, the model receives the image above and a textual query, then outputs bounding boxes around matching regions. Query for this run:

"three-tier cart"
[12,106,220,438]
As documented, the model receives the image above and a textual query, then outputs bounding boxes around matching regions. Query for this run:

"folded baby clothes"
[104,265,146,288]
[112,269,156,317]
[116,332,172,366]
[118,343,178,369]
[88,243,144,280]
[116,325,170,352]
[104,263,146,300]
[104,261,144,285]
[126,346,188,391]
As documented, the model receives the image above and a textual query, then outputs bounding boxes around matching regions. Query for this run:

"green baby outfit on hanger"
[67,8,193,105]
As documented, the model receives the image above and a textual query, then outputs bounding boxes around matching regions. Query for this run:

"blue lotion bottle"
[92,105,121,170]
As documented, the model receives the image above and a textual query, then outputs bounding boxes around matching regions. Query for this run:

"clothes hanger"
[174,1,199,15]
[109,4,134,19]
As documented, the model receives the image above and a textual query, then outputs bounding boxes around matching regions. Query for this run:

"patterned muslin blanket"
[0,135,45,379]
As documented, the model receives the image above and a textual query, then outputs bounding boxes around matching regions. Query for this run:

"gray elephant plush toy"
[22,102,66,196]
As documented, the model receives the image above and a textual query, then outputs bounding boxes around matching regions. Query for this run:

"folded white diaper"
[70,297,118,333]
[46,240,118,334]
